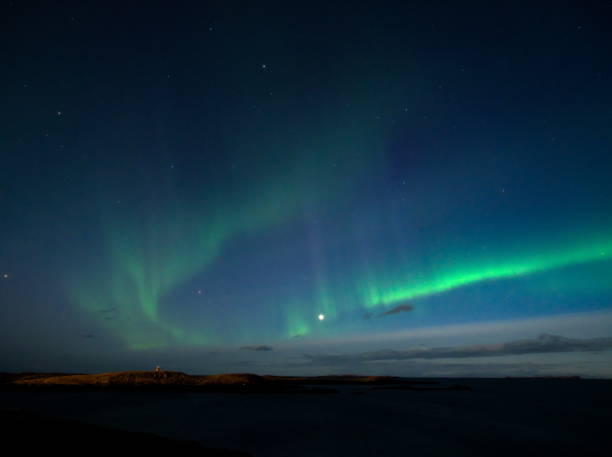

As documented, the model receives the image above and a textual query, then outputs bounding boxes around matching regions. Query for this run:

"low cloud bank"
[306,334,612,365]
[241,345,273,352]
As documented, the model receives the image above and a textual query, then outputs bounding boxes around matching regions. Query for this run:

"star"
[261,64,267,69]
[318,314,325,321]
[2,273,9,279]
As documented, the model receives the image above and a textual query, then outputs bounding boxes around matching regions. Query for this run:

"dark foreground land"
[1,372,611,456]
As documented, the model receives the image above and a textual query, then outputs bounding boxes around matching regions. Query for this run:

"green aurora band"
[65,63,612,350]
[359,232,612,308]
[65,53,431,350]
[69,160,368,349]
[68,93,389,349]
[70,180,612,350]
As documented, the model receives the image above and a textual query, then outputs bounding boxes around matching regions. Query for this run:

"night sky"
[2,1,612,376]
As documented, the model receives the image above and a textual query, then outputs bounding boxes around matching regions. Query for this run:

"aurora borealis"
[2,1,612,376]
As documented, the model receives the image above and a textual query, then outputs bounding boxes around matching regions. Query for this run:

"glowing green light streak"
[67,69,420,348]
[71,178,319,349]
[284,304,312,339]
[362,235,612,307]
[69,116,387,349]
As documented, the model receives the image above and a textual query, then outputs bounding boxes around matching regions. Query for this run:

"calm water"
[2,379,611,456]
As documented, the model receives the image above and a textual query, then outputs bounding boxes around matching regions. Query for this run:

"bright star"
[318,314,325,321]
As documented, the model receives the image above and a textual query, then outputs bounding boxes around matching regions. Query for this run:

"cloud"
[241,345,273,352]
[377,303,414,318]
[305,334,612,365]
[364,303,414,319]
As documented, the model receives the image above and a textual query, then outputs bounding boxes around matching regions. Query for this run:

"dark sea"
[1,378,611,456]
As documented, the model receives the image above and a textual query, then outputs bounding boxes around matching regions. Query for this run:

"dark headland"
[0,370,470,393]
